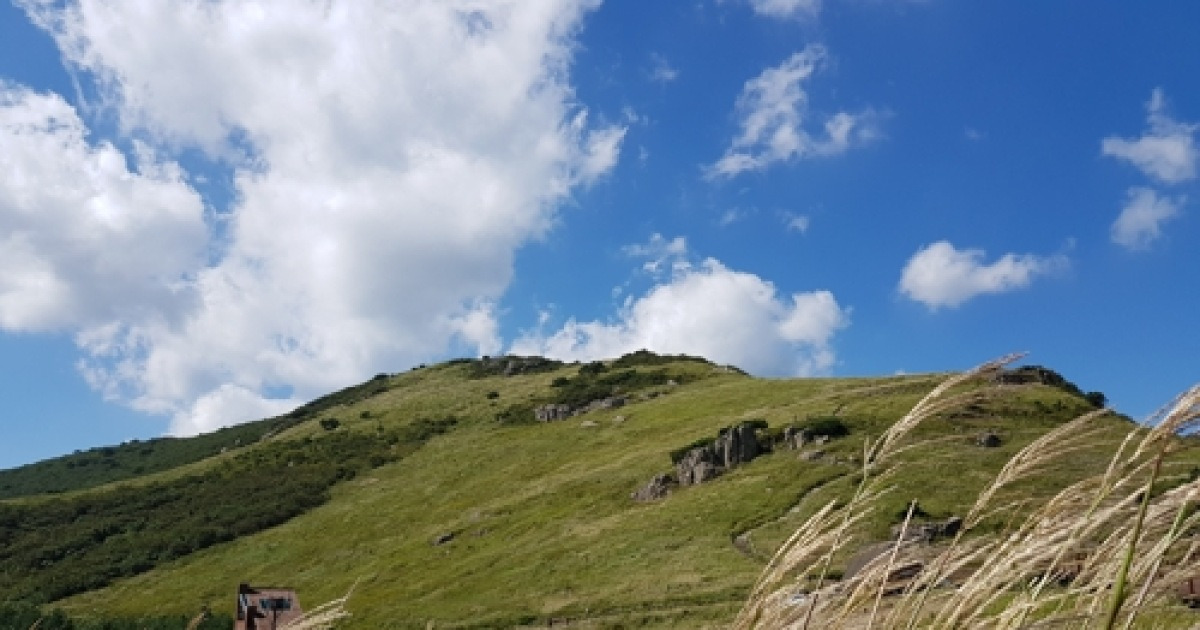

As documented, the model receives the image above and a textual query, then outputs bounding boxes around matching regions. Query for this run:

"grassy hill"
[1,352,1196,629]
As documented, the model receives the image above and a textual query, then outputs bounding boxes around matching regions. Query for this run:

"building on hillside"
[235,583,303,630]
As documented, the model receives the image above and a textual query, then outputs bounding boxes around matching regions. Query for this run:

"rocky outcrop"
[674,421,766,486]
[975,431,1002,447]
[716,423,762,467]
[586,396,626,412]
[798,449,825,461]
[534,396,627,423]
[891,516,963,543]
[534,404,573,422]
[778,425,838,451]
[676,447,723,486]
[631,473,677,502]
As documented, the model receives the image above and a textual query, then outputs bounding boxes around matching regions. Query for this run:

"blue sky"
[1,0,1197,470]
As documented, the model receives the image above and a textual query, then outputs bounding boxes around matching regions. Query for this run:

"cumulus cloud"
[708,45,880,178]
[1110,187,1184,251]
[1102,88,1198,185]
[512,242,849,376]
[898,241,1067,310]
[748,0,821,20]
[9,1,623,435]
[0,84,207,333]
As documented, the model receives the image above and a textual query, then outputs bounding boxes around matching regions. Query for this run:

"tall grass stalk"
[280,582,357,630]
[735,358,1200,629]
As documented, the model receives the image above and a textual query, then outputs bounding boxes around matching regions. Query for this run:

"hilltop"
[0,352,1196,629]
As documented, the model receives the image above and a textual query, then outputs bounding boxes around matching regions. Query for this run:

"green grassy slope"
[3,354,1195,628]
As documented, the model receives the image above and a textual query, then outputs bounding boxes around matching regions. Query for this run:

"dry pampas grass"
[734,355,1200,630]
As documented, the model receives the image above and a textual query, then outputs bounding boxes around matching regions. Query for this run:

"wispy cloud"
[748,0,821,20]
[1110,187,1184,251]
[623,233,690,277]
[647,52,678,83]
[707,45,880,179]
[1102,89,1194,252]
[781,211,810,233]
[718,207,755,227]
[898,241,1067,310]
[1102,88,1198,184]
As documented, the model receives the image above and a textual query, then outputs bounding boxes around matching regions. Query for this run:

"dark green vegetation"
[0,417,454,604]
[548,366,679,408]
[0,352,1195,629]
[0,417,304,500]
[0,368,426,501]
[0,602,231,630]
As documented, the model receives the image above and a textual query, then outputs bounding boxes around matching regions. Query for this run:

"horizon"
[2,1,1198,470]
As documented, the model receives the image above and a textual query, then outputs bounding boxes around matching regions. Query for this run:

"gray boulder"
[534,403,574,422]
[676,446,723,486]
[715,423,762,467]
[975,432,1002,448]
[632,473,678,502]
[891,516,963,543]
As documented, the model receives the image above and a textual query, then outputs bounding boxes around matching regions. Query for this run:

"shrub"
[495,404,536,425]
[612,349,712,368]
[486,390,500,399]
[319,418,341,431]
[799,416,849,439]
[743,418,770,431]
[579,361,608,376]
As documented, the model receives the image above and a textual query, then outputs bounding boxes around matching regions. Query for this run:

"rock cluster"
[631,473,677,502]
[633,422,769,502]
[975,431,1002,447]
[534,397,626,422]
[676,422,764,486]
[891,516,963,543]
[780,426,833,451]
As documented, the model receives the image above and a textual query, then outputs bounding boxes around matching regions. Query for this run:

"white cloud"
[781,211,810,233]
[898,241,1067,310]
[1102,88,1198,185]
[708,45,880,178]
[748,0,821,20]
[512,253,848,376]
[648,53,678,83]
[10,1,623,435]
[718,207,753,227]
[1110,187,1184,251]
[0,84,207,333]
[623,233,690,277]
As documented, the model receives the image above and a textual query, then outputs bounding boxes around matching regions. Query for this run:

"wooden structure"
[236,583,303,630]
[1180,575,1200,608]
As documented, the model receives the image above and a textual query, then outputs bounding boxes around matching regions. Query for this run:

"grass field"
[3,354,1197,628]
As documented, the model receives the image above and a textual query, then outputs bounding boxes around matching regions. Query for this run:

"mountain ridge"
[2,352,1195,629]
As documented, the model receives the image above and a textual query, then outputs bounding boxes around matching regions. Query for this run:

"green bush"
[743,418,770,431]
[579,361,608,376]
[495,404,536,425]
[319,418,340,431]
[799,417,849,439]
[612,349,712,368]
[1084,391,1107,408]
